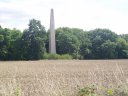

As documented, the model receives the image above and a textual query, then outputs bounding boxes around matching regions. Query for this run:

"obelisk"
[49,8,56,54]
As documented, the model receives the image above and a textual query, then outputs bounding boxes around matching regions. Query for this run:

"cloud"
[0,0,128,34]
[0,7,31,30]
[0,0,11,3]
[0,8,29,19]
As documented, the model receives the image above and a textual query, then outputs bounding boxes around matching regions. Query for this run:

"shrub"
[114,83,128,96]
[43,53,72,60]
[77,85,97,96]
[77,83,128,96]
[12,85,21,96]
[105,89,114,96]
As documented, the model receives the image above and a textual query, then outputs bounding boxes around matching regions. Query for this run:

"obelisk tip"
[51,8,53,11]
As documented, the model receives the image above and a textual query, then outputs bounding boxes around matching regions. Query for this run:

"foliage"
[107,89,113,96]
[87,29,118,59]
[0,20,128,60]
[120,34,128,42]
[0,27,22,60]
[43,53,72,59]
[101,40,117,59]
[77,85,97,96]
[77,83,128,96]
[14,19,47,60]
[56,27,80,59]
[114,83,128,96]
[116,38,128,58]
[12,85,21,96]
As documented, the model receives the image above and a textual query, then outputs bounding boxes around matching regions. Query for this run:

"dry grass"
[0,60,128,96]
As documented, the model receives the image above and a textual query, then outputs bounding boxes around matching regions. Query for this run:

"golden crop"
[0,60,127,96]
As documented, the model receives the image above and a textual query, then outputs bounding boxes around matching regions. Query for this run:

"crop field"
[0,60,128,96]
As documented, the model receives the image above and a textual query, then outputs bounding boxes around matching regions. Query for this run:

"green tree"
[0,28,11,60]
[116,38,128,58]
[65,28,92,59]
[120,34,128,42]
[16,19,47,60]
[101,40,117,59]
[8,29,22,60]
[80,38,92,59]
[88,29,118,42]
[88,28,118,59]
[0,27,22,60]
[56,27,80,58]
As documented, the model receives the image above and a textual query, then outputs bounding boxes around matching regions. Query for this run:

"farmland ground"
[0,60,128,96]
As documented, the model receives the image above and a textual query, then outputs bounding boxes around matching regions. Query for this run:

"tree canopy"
[0,19,128,60]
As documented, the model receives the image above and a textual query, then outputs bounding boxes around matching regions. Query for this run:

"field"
[0,60,128,96]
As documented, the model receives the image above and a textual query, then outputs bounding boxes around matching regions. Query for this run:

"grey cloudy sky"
[0,0,128,34]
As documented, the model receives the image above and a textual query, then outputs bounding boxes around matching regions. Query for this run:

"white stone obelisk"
[49,8,56,54]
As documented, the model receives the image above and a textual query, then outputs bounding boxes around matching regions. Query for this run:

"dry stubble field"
[0,60,128,96]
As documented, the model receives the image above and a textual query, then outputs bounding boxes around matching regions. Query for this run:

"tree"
[88,29,118,42]
[80,39,92,59]
[0,23,128,60]
[87,28,118,59]
[0,28,10,60]
[0,27,22,60]
[56,27,80,58]
[120,34,128,42]
[16,19,47,60]
[7,29,22,60]
[116,38,128,58]
[101,40,117,59]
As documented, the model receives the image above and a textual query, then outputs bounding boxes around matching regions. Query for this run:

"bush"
[114,83,128,96]
[77,83,128,96]
[77,85,97,96]
[43,53,72,60]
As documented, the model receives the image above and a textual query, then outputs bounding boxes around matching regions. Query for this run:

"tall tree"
[17,19,47,60]
[101,40,117,59]
[120,34,128,42]
[88,28,118,59]
[116,38,128,58]
[0,27,22,60]
[7,29,22,60]
[56,27,80,58]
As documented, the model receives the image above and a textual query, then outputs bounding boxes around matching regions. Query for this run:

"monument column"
[49,8,56,54]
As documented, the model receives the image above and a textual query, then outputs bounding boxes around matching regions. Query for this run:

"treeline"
[0,19,128,60]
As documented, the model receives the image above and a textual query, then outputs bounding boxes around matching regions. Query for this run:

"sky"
[0,0,128,34]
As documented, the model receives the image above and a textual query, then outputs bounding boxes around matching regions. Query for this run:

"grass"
[0,60,128,96]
